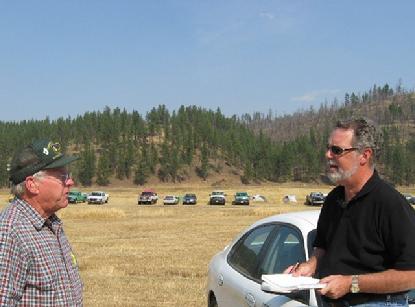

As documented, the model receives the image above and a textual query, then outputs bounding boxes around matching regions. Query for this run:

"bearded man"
[289,118,415,307]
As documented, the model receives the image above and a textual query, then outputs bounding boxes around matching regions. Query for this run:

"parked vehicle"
[209,191,226,205]
[87,191,109,204]
[305,192,325,206]
[210,196,225,205]
[138,189,158,205]
[68,190,87,203]
[182,193,197,205]
[232,192,250,205]
[207,210,415,307]
[252,194,267,202]
[283,194,297,203]
[163,195,179,205]
[207,210,320,307]
[403,193,415,205]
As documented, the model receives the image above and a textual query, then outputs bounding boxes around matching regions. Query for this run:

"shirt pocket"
[26,262,58,291]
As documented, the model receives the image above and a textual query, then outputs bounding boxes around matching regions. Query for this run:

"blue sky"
[1,1,414,121]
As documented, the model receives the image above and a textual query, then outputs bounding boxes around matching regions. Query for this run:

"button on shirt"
[0,198,83,306]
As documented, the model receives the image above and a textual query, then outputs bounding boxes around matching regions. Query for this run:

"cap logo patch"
[44,142,62,157]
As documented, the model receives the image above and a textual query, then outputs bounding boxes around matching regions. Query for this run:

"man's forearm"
[309,247,325,270]
[358,269,415,294]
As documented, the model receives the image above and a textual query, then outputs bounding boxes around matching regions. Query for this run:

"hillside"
[246,86,415,143]
[0,83,414,187]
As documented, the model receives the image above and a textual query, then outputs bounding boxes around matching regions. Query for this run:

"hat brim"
[43,155,79,170]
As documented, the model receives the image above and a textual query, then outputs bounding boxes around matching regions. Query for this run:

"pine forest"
[0,83,414,187]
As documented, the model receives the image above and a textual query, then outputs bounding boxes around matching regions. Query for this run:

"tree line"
[0,83,414,187]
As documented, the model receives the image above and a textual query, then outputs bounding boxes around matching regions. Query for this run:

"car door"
[223,223,312,307]
[255,224,312,307]
[221,224,277,307]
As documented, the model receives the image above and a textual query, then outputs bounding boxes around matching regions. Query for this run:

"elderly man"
[0,139,83,306]
[290,118,415,306]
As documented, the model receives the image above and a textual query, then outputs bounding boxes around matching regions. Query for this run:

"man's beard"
[326,161,359,184]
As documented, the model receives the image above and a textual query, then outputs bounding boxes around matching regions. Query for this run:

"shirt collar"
[338,170,381,206]
[14,198,62,231]
[352,169,380,201]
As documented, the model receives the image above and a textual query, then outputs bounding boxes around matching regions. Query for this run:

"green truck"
[68,190,87,203]
[232,192,250,205]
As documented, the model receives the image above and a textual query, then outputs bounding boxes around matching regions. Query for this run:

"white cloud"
[291,89,340,103]
[259,12,275,20]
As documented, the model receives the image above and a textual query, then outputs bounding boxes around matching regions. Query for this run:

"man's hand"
[319,275,352,299]
[291,262,315,277]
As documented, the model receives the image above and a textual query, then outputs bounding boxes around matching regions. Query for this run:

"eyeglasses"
[45,172,72,184]
[327,145,358,156]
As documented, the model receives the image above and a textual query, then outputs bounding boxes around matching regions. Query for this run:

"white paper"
[261,274,326,293]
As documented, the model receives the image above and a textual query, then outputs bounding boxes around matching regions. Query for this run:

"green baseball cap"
[9,139,79,184]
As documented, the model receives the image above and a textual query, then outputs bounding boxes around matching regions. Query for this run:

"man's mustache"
[327,161,338,168]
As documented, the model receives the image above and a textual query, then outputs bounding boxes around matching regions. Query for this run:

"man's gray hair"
[336,117,381,166]
[10,171,46,198]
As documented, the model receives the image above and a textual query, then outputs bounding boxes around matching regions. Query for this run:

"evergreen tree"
[389,144,405,185]
[241,160,253,184]
[196,144,209,180]
[96,150,112,186]
[77,145,96,186]
[134,159,150,185]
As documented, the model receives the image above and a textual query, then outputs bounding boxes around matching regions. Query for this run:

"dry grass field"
[0,183,414,307]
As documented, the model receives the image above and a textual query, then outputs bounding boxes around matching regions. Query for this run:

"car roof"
[248,210,320,233]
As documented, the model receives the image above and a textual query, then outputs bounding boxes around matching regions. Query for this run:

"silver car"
[207,210,320,307]
[207,210,415,307]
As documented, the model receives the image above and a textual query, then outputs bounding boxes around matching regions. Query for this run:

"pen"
[289,262,299,274]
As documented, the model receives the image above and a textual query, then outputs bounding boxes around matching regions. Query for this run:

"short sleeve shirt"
[0,199,83,306]
[314,171,415,277]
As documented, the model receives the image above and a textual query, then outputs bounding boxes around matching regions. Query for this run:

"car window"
[259,225,306,275]
[408,289,415,304]
[228,224,276,279]
[307,229,317,256]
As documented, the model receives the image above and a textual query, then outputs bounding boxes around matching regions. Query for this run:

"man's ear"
[25,177,40,194]
[360,148,373,165]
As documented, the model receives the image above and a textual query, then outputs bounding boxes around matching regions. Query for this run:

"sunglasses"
[327,145,358,156]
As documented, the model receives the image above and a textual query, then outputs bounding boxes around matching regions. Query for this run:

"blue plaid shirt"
[0,198,83,306]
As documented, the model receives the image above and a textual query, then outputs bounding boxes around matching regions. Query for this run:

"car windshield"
[185,194,195,198]
[165,196,174,199]
[141,192,155,196]
[236,192,248,197]
[91,192,102,196]
[212,191,224,196]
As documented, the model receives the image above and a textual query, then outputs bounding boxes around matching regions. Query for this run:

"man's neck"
[21,195,51,219]
[343,168,374,202]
